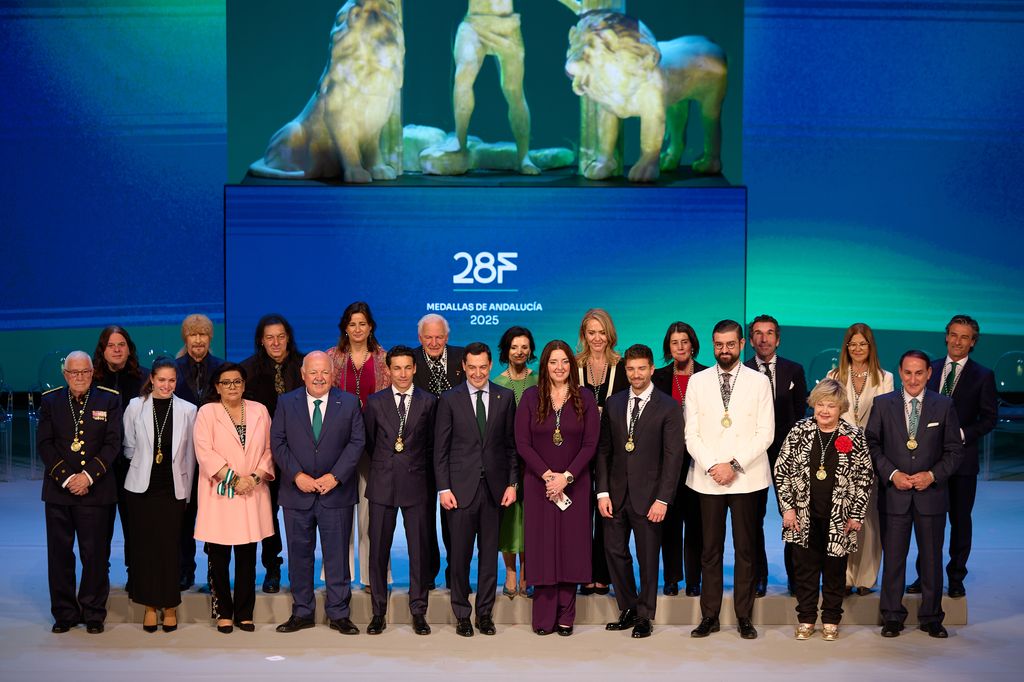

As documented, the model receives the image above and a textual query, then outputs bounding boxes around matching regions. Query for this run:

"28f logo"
[452,252,518,285]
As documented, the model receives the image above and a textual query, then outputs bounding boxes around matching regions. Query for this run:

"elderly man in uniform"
[38,351,122,634]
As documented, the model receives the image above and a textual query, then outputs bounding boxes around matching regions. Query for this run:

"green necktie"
[942,361,958,395]
[476,390,486,438]
[909,397,920,437]
[312,399,323,441]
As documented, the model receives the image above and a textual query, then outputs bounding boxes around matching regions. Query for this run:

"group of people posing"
[37,306,996,642]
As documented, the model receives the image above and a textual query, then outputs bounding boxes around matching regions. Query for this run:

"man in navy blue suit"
[867,350,962,638]
[907,315,997,598]
[271,351,365,634]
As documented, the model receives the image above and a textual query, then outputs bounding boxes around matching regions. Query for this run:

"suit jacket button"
[80,460,86,465]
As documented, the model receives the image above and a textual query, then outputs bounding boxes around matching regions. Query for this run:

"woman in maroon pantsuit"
[515,340,600,636]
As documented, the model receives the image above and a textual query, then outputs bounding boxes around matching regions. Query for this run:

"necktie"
[398,392,407,420]
[761,361,775,395]
[721,372,732,404]
[629,396,642,434]
[274,363,285,395]
[942,361,958,395]
[909,397,920,437]
[476,390,486,438]
[312,399,323,441]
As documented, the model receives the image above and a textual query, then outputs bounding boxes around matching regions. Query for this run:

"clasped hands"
[294,472,338,495]
[66,472,91,496]
[892,470,934,491]
[708,462,737,486]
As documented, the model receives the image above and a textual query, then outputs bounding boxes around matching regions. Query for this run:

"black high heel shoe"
[235,621,256,632]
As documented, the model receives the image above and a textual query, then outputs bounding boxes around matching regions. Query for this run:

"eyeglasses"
[847,342,870,349]
[217,379,244,387]
[63,369,92,378]
[713,341,739,350]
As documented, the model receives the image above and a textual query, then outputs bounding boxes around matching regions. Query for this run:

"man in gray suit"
[867,350,962,638]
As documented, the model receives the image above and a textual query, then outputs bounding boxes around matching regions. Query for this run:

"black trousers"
[260,464,283,572]
[446,481,500,620]
[45,502,113,623]
[914,474,977,587]
[110,453,132,584]
[426,470,451,588]
[369,501,429,617]
[590,487,611,585]
[206,541,257,622]
[756,485,794,587]
[604,492,663,620]
[698,491,759,620]
[662,477,703,589]
[791,517,848,624]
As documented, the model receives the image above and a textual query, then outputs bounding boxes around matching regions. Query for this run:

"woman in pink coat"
[194,362,275,633]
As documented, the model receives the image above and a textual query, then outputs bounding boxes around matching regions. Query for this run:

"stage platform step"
[106,587,967,626]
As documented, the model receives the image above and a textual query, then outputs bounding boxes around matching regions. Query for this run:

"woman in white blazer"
[123,357,198,632]
[826,323,894,595]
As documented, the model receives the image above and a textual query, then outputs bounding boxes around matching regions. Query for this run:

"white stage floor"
[1,479,1021,679]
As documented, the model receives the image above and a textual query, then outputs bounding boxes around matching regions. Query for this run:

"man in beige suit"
[685,320,774,640]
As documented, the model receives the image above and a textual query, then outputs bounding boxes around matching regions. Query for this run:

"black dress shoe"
[579,584,596,596]
[276,616,315,633]
[663,582,679,596]
[593,585,610,595]
[329,617,360,635]
[920,622,949,638]
[754,578,767,598]
[906,579,922,594]
[179,574,194,591]
[51,621,76,634]
[217,624,233,634]
[738,618,758,639]
[367,615,386,635]
[881,620,904,638]
[455,618,474,637]
[262,571,281,594]
[85,621,104,634]
[412,614,431,635]
[556,625,573,637]
[631,618,652,638]
[606,608,638,631]
[948,584,966,598]
[475,616,496,635]
[534,627,554,636]
[685,585,701,597]
[234,621,255,632]
[690,616,720,638]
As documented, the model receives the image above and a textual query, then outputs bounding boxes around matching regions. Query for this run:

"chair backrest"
[994,351,1024,406]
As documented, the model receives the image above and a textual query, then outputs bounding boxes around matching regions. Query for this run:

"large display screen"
[225,185,747,368]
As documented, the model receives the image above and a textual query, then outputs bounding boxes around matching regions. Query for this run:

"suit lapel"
[404,388,424,435]
[141,396,156,452]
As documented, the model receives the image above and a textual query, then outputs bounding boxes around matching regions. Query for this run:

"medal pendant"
[815,468,827,481]
[721,415,732,428]
[624,439,635,453]
[155,450,163,464]
[552,429,564,447]
[907,438,918,451]
[70,440,82,453]
[394,438,405,453]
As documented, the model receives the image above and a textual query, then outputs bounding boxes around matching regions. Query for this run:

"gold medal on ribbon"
[625,438,635,453]
[721,414,732,428]
[815,467,827,481]
[552,429,563,447]
[394,437,404,453]
[71,440,82,453]
[155,450,163,464]
[907,438,918,451]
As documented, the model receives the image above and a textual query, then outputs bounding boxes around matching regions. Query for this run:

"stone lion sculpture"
[565,11,727,182]
[249,0,404,183]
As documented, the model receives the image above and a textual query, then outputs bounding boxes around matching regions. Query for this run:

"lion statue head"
[565,11,661,106]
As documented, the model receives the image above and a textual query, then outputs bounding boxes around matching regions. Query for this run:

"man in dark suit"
[271,351,365,635]
[745,314,808,596]
[651,321,707,597]
[434,341,518,637]
[907,315,997,598]
[173,313,224,590]
[413,313,465,590]
[240,313,305,594]
[363,345,437,636]
[867,350,963,638]
[598,344,685,638]
[37,350,122,634]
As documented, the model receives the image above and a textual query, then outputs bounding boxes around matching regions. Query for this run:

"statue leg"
[693,98,724,175]
[362,132,397,181]
[327,120,372,184]
[583,106,620,180]
[628,109,665,182]
[443,21,486,154]
[660,100,690,172]
[496,47,539,175]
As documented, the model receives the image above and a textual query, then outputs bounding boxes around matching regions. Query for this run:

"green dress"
[494,369,538,553]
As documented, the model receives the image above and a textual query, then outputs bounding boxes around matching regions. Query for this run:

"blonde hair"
[180,313,214,341]
[575,308,621,366]
[832,322,884,386]
[808,378,850,415]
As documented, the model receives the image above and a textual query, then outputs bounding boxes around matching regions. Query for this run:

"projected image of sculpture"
[565,10,728,182]
[249,0,404,183]
[420,1,582,176]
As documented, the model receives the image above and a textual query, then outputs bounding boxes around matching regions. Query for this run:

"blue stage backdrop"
[225,186,747,366]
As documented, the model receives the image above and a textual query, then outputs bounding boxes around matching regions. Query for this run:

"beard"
[715,353,737,370]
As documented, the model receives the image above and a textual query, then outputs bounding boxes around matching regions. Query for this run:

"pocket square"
[927,422,939,427]
[789,381,795,390]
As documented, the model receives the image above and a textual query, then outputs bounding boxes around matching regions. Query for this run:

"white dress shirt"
[306,390,329,423]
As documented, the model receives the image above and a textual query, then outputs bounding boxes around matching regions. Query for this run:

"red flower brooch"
[835,435,853,454]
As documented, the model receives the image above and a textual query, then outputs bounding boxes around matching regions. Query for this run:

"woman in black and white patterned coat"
[774,378,874,641]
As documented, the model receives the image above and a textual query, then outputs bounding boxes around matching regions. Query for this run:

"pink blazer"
[193,399,275,546]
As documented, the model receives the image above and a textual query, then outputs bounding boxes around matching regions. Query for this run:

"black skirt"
[126,487,186,608]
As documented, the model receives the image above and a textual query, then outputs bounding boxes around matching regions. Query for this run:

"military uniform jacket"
[38,385,122,505]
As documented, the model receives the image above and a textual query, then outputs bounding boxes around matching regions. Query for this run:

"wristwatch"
[563,471,574,485]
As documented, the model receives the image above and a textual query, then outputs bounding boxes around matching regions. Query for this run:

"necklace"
[152,397,173,464]
[587,358,607,400]
[347,349,370,406]
[223,400,246,448]
[716,365,736,428]
[672,363,693,411]
[504,367,529,404]
[814,427,838,480]
[851,373,867,422]
[67,388,91,454]
[551,385,569,446]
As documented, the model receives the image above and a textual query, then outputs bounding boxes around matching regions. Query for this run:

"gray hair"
[808,377,850,415]
[417,313,450,336]
[63,350,93,369]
